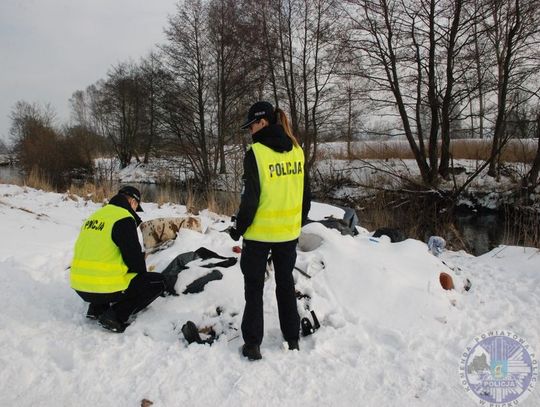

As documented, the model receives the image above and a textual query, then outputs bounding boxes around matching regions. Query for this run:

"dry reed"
[66,182,113,204]
[24,167,53,191]
[503,204,540,248]
[328,138,536,162]
[354,190,474,252]
[206,190,240,216]
[4,169,240,215]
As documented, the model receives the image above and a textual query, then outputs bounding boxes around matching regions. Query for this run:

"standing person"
[229,101,311,360]
[70,186,165,333]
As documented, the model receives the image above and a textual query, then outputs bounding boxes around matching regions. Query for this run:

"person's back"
[243,128,305,243]
[71,203,137,294]
[70,186,165,333]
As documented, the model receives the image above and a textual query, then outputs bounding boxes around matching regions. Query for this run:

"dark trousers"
[76,272,165,322]
[240,239,300,345]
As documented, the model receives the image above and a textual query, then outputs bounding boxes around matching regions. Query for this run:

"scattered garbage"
[303,205,359,237]
[183,270,223,294]
[439,272,455,290]
[373,228,407,243]
[428,236,446,257]
[160,248,236,295]
[301,311,321,336]
[181,321,216,345]
[140,216,202,252]
[464,278,472,292]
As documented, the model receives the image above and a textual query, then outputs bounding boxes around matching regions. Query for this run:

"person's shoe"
[86,303,109,320]
[287,340,299,351]
[242,344,262,361]
[98,310,129,333]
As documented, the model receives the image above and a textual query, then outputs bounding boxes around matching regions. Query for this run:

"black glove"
[229,227,241,241]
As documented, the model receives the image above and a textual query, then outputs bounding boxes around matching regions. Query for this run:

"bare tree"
[0,139,8,155]
[70,90,92,130]
[346,0,432,184]
[346,0,539,187]
[69,91,110,162]
[303,0,347,170]
[258,0,345,171]
[9,101,58,173]
[276,0,301,135]
[9,101,56,141]
[524,111,540,190]
[139,52,168,163]
[208,0,256,174]
[485,0,540,177]
[9,100,93,186]
[465,0,492,140]
[84,63,145,168]
[342,76,364,157]
[162,0,215,185]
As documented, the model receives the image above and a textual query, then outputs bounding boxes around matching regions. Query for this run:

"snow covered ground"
[0,183,539,406]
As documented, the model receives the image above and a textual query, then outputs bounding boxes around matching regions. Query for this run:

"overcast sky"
[0,0,179,143]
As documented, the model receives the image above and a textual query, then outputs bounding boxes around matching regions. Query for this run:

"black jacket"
[235,124,311,236]
[108,194,147,274]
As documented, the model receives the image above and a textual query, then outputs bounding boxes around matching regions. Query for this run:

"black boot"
[242,344,262,361]
[287,340,299,351]
[86,303,109,320]
[98,309,129,333]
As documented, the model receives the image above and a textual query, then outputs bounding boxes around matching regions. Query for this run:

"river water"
[454,211,506,256]
[0,166,20,184]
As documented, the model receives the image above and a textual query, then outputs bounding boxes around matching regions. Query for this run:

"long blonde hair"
[275,107,300,147]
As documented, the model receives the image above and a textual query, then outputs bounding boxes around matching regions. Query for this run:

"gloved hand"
[229,227,241,241]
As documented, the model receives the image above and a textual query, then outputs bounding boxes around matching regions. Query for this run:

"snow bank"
[299,222,457,331]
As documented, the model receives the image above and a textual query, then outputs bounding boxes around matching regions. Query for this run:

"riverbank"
[2,151,539,255]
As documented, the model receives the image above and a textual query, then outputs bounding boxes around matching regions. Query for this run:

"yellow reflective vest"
[243,143,304,242]
[70,205,137,293]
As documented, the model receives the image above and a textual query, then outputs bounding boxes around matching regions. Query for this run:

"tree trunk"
[346,85,353,159]
[378,0,431,184]
[427,0,440,185]
[276,0,299,136]
[523,113,540,190]
[262,5,279,107]
[488,0,521,177]
[302,0,312,166]
[439,0,463,179]
[412,22,426,160]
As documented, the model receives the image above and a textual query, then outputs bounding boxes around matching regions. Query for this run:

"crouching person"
[70,186,165,333]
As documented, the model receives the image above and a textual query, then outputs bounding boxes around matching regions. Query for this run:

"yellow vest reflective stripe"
[70,205,137,293]
[243,143,304,242]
